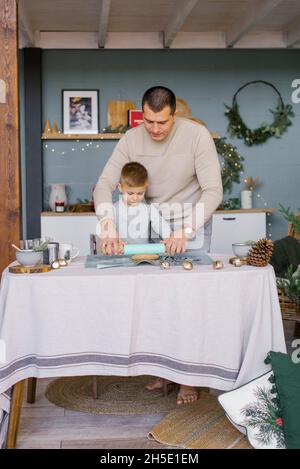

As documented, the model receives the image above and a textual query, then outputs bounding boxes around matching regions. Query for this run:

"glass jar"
[55,200,65,212]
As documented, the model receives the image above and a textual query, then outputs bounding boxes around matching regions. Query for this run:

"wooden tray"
[9,264,51,274]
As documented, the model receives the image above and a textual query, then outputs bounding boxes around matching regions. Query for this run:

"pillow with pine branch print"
[218,371,285,449]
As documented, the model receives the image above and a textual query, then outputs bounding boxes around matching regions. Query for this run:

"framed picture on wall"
[62,90,99,134]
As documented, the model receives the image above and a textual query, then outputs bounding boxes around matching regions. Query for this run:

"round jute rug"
[45,375,179,415]
[149,392,252,449]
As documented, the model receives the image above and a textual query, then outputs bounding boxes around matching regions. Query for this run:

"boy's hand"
[100,219,125,255]
[100,237,125,256]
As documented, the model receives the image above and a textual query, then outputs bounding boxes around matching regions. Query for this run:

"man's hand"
[100,219,125,255]
[161,228,188,255]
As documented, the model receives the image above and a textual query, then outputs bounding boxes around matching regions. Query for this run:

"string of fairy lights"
[43,135,273,238]
[43,139,102,155]
[256,192,273,239]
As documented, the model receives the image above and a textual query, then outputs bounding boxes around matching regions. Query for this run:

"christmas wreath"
[225,80,294,146]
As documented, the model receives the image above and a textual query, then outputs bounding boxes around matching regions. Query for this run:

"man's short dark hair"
[142,86,176,114]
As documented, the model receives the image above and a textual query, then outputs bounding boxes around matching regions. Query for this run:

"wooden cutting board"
[107,100,135,129]
[9,264,51,274]
[176,97,192,118]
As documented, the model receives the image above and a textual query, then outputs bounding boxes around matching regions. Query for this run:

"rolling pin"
[123,243,166,256]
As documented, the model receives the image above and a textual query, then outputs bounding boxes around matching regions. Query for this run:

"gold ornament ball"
[213,260,224,270]
[160,260,170,270]
[182,260,193,271]
[58,258,68,267]
[232,257,247,267]
[51,260,60,270]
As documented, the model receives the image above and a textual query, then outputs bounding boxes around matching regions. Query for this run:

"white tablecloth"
[0,255,286,404]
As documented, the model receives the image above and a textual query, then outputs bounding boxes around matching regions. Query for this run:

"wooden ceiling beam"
[98,0,111,48]
[163,0,199,48]
[226,0,285,47]
[18,0,35,47]
[286,18,300,48]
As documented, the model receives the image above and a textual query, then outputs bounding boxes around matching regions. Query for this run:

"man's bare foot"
[145,378,172,391]
[177,385,198,405]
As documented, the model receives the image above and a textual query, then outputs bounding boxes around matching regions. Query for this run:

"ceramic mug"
[59,243,79,262]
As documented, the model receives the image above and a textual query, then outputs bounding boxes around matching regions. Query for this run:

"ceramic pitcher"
[49,183,68,211]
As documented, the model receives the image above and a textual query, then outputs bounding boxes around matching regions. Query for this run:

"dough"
[131,254,160,261]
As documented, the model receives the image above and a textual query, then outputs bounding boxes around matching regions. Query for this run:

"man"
[93,86,223,403]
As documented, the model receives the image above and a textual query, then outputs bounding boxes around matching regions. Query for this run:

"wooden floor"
[17,378,169,449]
[16,321,297,449]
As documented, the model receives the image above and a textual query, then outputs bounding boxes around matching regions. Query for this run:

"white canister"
[241,190,253,209]
[49,184,68,211]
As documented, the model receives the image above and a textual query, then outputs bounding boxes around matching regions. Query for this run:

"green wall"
[29,49,300,240]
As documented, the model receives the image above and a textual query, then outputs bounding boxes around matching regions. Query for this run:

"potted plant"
[278,205,300,239]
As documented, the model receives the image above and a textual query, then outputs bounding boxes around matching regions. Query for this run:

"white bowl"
[232,242,254,258]
[16,250,43,266]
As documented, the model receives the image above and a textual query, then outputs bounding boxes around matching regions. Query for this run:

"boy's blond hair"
[120,162,148,187]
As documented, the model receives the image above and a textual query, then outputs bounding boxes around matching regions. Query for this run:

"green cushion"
[267,351,300,449]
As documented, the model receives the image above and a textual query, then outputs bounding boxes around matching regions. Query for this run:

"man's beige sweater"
[93,117,223,231]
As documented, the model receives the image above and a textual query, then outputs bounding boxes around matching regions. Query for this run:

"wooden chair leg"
[162,379,176,397]
[294,322,300,337]
[27,377,37,404]
[92,376,98,399]
[6,380,25,449]
[162,379,168,397]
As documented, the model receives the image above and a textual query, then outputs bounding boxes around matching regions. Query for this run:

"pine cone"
[247,238,274,267]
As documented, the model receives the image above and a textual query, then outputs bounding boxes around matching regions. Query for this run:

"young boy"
[99,161,198,404]
[100,161,171,247]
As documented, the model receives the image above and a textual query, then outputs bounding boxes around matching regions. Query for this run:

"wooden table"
[0,255,286,448]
